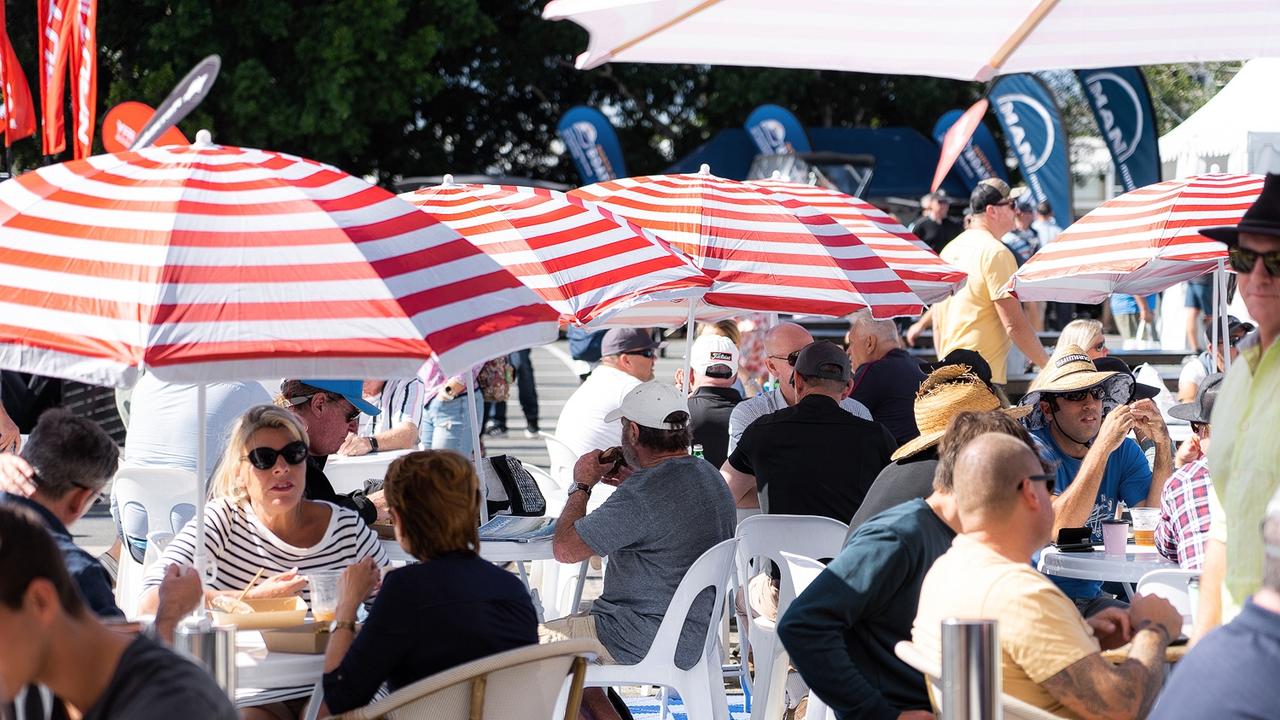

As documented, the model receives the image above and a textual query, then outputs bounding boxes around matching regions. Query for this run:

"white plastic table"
[1038,544,1177,598]
[323,449,415,495]
[235,630,324,716]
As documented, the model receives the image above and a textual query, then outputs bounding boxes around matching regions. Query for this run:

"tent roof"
[1160,59,1280,160]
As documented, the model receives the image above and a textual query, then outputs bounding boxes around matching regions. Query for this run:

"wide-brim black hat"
[1201,173,1280,246]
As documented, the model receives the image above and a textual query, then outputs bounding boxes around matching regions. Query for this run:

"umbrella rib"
[980,0,1061,80]
[604,0,728,62]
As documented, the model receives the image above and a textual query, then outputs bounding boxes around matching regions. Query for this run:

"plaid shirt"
[1155,457,1214,570]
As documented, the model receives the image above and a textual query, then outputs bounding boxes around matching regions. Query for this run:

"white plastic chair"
[539,431,578,490]
[1137,568,1199,627]
[894,640,1067,720]
[584,537,738,720]
[733,514,849,720]
[773,552,835,720]
[111,466,199,617]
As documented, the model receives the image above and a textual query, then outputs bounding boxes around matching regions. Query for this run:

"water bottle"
[691,444,704,459]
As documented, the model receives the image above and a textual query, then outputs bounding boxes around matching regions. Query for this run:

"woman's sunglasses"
[1228,246,1280,277]
[245,440,309,470]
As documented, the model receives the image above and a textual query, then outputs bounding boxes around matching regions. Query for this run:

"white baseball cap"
[691,334,739,377]
[604,381,690,430]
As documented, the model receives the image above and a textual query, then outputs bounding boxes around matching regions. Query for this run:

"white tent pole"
[466,367,489,523]
[683,299,698,396]
[1210,266,1221,364]
[194,382,208,619]
[1219,258,1232,372]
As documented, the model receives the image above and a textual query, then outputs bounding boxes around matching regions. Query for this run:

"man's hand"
[157,564,203,620]
[905,321,926,347]
[0,409,19,454]
[1097,404,1136,453]
[0,453,37,497]
[1130,593,1183,641]
[337,433,373,457]
[572,450,615,488]
[246,568,307,599]
[1129,399,1170,445]
[367,489,390,522]
[600,464,633,487]
[1086,606,1133,650]
[336,557,379,622]
[1175,435,1202,467]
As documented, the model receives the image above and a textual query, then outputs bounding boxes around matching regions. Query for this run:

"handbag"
[476,357,513,402]
[478,455,546,517]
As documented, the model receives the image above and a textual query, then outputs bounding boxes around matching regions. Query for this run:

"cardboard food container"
[371,520,396,540]
[262,623,333,654]
[210,597,308,630]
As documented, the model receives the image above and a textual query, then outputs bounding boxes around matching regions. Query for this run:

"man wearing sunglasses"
[1195,173,1280,639]
[281,379,385,525]
[556,327,659,463]
[1020,346,1172,615]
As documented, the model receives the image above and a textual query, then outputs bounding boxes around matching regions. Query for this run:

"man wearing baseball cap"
[547,381,735,719]
[1155,374,1223,571]
[907,178,1050,400]
[724,341,895,522]
[280,379,384,525]
[555,327,659,460]
[1194,173,1280,636]
[687,334,743,469]
[909,191,962,254]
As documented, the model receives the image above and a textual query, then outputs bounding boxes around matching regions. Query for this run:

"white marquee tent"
[1160,59,1280,179]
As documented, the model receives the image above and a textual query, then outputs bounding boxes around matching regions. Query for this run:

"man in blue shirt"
[1021,346,1173,614]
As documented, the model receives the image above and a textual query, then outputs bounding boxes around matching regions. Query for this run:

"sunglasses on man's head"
[622,349,656,359]
[1228,246,1280,276]
[245,440,309,470]
[1054,386,1107,403]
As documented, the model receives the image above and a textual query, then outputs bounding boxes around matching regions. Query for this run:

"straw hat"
[891,365,1031,461]
[1019,344,1134,431]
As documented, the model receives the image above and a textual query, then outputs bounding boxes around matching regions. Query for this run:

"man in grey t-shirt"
[547,382,736,720]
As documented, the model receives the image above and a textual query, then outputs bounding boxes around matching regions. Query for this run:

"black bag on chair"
[480,455,546,517]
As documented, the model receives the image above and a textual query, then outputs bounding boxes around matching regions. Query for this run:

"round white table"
[323,449,415,495]
[1038,544,1177,598]
[235,630,325,715]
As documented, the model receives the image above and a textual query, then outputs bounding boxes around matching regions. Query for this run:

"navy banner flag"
[557,106,627,184]
[990,74,1075,226]
[932,107,1009,193]
[744,104,812,155]
[1075,67,1162,191]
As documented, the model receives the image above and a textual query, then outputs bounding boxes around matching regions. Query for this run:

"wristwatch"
[329,619,357,634]
[568,482,593,499]
[365,436,379,453]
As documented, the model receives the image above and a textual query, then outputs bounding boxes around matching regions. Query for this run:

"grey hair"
[849,309,901,347]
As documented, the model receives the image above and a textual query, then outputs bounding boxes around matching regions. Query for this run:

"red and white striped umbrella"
[570,167,923,318]
[0,135,561,387]
[748,179,967,304]
[1007,174,1262,303]
[400,179,711,326]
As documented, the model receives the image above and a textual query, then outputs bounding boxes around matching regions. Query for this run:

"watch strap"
[570,482,593,498]
[367,436,379,453]
[330,619,357,634]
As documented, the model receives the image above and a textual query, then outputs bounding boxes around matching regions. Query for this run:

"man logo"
[996,94,1056,174]
[1082,71,1144,164]
[563,121,614,182]
[749,118,791,155]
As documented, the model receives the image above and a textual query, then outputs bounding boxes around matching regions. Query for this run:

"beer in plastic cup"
[306,571,341,624]
[1130,508,1160,547]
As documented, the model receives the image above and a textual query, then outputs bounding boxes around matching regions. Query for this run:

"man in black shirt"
[687,334,743,468]
[281,379,386,524]
[0,503,236,720]
[910,191,963,254]
[724,341,895,521]
[846,311,926,445]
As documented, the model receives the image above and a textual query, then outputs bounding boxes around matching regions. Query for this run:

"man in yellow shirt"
[908,179,1049,401]
[913,433,1181,718]
[1196,173,1280,634]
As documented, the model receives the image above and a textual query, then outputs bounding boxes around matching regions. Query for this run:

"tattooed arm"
[1040,623,1171,720]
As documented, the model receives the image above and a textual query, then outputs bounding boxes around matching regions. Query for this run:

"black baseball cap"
[600,327,660,357]
[928,348,993,389]
[793,341,851,383]
[970,178,1013,214]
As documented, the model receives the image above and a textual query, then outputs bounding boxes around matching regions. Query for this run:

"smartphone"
[599,446,626,475]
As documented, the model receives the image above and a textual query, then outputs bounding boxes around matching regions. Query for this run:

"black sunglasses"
[1228,246,1280,277]
[623,349,656,359]
[1055,386,1107,403]
[766,350,801,367]
[1018,472,1057,493]
[245,440,309,470]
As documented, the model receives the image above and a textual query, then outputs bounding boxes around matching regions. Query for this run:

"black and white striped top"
[141,499,388,605]
[357,378,425,437]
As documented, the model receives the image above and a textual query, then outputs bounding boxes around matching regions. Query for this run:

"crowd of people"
[0,174,1277,720]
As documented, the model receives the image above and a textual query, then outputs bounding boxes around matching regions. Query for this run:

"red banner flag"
[931,98,989,192]
[38,0,74,155]
[69,0,96,158]
[0,0,35,145]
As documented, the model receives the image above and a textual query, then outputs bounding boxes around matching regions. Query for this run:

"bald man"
[726,322,871,456]
[912,433,1181,719]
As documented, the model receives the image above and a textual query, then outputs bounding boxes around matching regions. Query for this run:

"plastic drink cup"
[306,571,341,624]
[1130,508,1160,547]
[1101,519,1129,556]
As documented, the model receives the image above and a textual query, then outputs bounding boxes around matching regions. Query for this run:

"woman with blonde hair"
[320,450,538,715]
[1056,318,1108,360]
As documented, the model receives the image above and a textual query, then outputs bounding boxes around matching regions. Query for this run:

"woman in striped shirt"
[139,404,387,612]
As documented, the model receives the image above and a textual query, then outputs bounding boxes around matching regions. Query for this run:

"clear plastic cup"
[1130,507,1161,547]
[306,571,341,624]
[1101,519,1129,556]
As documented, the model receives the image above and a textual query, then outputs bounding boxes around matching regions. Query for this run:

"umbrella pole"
[1210,266,1220,366]
[1218,258,1232,372]
[684,299,697,396]
[466,367,488,523]
[194,382,208,618]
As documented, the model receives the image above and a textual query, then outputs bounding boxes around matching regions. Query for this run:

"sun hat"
[1091,356,1160,402]
[600,327,661,357]
[1200,173,1280,245]
[296,379,380,416]
[691,334,739,377]
[604,381,689,430]
[891,365,1032,461]
[793,341,851,383]
[1169,373,1224,424]
[1019,345,1134,431]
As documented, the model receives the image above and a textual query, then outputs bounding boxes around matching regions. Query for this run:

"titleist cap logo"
[709,351,733,362]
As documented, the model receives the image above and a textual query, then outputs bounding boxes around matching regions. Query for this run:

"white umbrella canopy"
[543,0,1280,81]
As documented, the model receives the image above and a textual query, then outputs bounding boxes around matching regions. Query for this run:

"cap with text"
[692,334,739,376]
